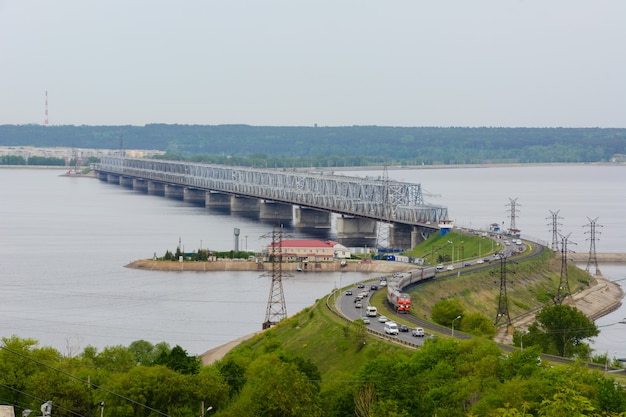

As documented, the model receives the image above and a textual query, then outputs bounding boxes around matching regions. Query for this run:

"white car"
[476,259,484,264]
[378,315,388,323]
[446,265,454,271]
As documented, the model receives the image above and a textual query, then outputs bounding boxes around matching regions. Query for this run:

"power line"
[0,344,170,417]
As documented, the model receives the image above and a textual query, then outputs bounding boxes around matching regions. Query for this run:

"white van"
[384,321,399,335]
[366,306,378,317]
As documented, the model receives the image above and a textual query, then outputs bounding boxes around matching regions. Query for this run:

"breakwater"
[126,258,417,273]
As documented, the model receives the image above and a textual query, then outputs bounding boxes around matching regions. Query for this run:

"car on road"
[378,315,388,323]
[357,283,365,288]
[355,301,362,308]
[399,324,409,332]
[436,264,444,270]
[464,262,472,267]
[411,327,425,337]
[476,259,484,264]
[361,317,371,325]
[370,284,378,291]
[446,265,454,271]
[345,290,352,296]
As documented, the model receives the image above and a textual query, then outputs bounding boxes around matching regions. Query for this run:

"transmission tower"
[494,255,513,326]
[583,217,602,276]
[375,166,395,254]
[505,197,520,235]
[547,210,563,251]
[262,225,289,329]
[555,233,576,304]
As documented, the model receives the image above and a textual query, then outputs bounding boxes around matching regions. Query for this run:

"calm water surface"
[1,165,624,357]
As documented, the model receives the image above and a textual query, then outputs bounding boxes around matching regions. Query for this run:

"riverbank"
[125,258,417,273]
[495,274,624,345]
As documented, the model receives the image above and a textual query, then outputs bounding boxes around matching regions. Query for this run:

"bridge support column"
[294,207,331,229]
[336,216,377,247]
[206,192,231,208]
[106,174,120,184]
[119,176,134,188]
[231,196,260,213]
[183,188,206,205]
[389,223,415,251]
[260,201,293,220]
[148,181,165,196]
[133,178,148,192]
[164,184,184,199]
[96,172,108,181]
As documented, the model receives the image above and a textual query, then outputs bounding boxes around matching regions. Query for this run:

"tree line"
[1,124,625,167]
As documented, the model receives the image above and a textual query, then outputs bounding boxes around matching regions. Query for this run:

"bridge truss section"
[97,157,448,226]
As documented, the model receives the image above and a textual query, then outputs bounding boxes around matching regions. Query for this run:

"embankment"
[125,258,417,273]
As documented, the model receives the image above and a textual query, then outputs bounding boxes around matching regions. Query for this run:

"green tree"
[431,299,464,327]
[155,345,201,375]
[533,304,599,357]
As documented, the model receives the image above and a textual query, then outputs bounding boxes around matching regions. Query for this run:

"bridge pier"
[148,181,165,196]
[119,176,134,188]
[389,223,417,250]
[96,172,108,181]
[260,201,293,220]
[337,216,377,247]
[133,178,148,192]
[206,192,231,209]
[294,207,331,229]
[106,174,120,184]
[164,184,184,199]
[183,188,206,205]
[231,195,260,213]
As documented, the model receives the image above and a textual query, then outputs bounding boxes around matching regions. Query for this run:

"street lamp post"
[447,240,454,266]
[452,315,461,337]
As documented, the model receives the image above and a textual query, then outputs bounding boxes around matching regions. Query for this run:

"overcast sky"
[1,1,624,127]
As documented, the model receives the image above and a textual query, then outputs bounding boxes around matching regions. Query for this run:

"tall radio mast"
[44,91,49,126]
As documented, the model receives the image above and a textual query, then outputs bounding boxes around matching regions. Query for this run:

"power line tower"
[262,225,289,329]
[583,217,602,276]
[555,233,576,305]
[375,166,395,254]
[547,210,563,251]
[494,255,513,326]
[505,197,520,235]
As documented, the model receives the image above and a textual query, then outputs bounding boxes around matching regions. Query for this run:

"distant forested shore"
[1,124,625,167]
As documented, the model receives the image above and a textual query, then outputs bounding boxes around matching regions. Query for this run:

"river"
[0,165,624,358]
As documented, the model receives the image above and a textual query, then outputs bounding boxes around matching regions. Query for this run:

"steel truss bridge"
[95,157,448,226]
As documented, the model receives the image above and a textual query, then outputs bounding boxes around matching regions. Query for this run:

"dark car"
[370,284,378,291]
[464,262,472,267]
[357,283,365,289]
[399,324,409,332]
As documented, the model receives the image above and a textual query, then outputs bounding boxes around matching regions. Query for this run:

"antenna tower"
[547,210,563,251]
[583,217,602,276]
[44,91,49,126]
[555,233,576,304]
[505,197,520,234]
[119,133,125,157]
[262,225,289,329]
[494,255,513,326]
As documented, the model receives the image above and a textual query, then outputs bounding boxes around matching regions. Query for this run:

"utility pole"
[583,217,602,276]
[555,233,576,304]
[505,197,520,235]
[494,255,513,326]
[262,225,289,329]
[547,209,563,252]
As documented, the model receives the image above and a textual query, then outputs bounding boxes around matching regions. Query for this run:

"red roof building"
[265,239,351,262]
